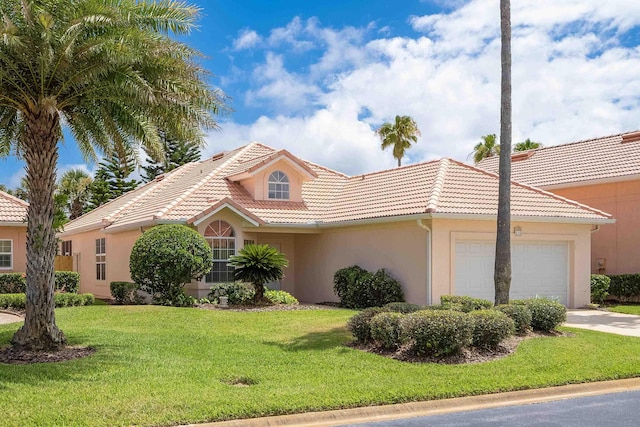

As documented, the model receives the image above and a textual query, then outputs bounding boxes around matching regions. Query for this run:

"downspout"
[417,219,432,306]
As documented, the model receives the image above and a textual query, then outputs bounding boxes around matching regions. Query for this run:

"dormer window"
[268,171,289,200]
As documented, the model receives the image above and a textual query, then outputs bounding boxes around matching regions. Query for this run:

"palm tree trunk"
[70,199,84,220]
[11,109,66,351]
[397,158,401,167]
[494,0,512,305]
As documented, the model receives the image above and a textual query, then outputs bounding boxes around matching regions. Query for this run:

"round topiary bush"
[370,312,405,349]
[382,302,422,313]
[522,298,567,332]
[469,309,515,348]
[495,304,532,335]
[130,224,213,306]
[333,266,404,309]
[347,307,385,344]
[400,310,474,357]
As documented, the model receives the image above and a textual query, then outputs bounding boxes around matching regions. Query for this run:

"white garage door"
[454,240,568,305]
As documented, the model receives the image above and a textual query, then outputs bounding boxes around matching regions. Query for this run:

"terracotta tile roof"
[60,142,611,236]
[476,131,640,187]
[0,191,27,223]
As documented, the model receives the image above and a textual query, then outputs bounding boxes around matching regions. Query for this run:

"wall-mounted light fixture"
[513,226,522,236]
[597,258,606,274]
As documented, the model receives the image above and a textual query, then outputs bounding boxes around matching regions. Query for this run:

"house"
[0,190,28,273]
[477,131,640,276]
[59,142,613,307]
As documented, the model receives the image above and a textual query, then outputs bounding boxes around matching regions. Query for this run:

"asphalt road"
[339,390,640,427]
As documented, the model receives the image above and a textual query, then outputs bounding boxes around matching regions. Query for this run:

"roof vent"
[210,152,225,161]
[621,131,640,143]
[511,151,535,162]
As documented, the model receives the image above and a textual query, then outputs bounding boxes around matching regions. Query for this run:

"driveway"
[0,311,22,325]
[565,309,640,337]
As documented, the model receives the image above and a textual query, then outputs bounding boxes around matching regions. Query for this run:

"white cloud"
[232,29,262,51]
[217,0,640,175]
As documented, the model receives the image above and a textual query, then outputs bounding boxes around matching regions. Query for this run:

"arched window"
[268,171,289,200]
[204,220,236,283]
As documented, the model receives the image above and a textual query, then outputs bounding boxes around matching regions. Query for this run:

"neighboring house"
[59,143,612,307]
[0,190,28,273]
[478,131,640,276]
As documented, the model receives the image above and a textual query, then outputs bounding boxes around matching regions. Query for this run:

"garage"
[454,240,569,305]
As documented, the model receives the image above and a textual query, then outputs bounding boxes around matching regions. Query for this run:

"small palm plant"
[228,244,289,303]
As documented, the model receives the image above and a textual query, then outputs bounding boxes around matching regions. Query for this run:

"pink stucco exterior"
[550,178,640,275]
[0,225,27,273]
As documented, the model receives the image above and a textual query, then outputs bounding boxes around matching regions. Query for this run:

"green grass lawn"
[608,304,640,315]
[2,306,640,426]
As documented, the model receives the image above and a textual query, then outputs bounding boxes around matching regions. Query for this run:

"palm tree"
[514,138,541,152]
[58,169,92,220]
[376,115,421,167]
[470,134,501,163]
[495,0,512,305]
[227,244,289,303]
[0,0,225,351]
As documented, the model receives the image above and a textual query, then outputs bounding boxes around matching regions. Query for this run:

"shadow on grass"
[264,327,351,352]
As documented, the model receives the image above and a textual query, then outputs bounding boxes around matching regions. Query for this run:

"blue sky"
[2,0,640,187]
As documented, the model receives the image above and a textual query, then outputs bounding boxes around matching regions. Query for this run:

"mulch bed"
[349,331,568,365]
[0,346,95,365]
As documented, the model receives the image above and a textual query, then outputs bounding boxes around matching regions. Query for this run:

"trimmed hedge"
[469,309,515,348]
[333,265,404,309]
[400,310,474,357]
[264,289,298,305]
[0,293,94,310]
[440,295,493,312]
[607,274,640,302]
[495,304,532,335]
[590,274,611,305]
[513,298,566,332]
[110,282,142,305]
[347,307,385,344]
[370,312,404,349]
[382,302,422,313]
[0,272,80,294]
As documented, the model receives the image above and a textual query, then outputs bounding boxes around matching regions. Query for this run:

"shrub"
[264,289,298,305]
[110,282,142,305]
[208,282,255,305]
[347,307,385,344]
[382,302,422,313]
[370,312,404,349]
[607,274,640,302]
[519,298,567,332]
[227,244,289,303]
[333,265,373,309]
[129,224,213,307]
[440,295,493,312]
[469,310,515,348]
[495,304,532,335]
[400,310,474,357]
[0,273,25,293]
[590,274,611,305]
[0,293,94,309]
[333,266,404,309]
[54,271,80,293]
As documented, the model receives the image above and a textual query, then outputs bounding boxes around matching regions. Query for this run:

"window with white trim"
[96,238,106,281]
[61,240,72,256]
[204,220,236,283]
[268,171,289,200]
[0,240,12,269]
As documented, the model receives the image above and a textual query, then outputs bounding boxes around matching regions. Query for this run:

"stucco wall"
[552,179,640,275]
[430,219,592,308]
[239,160,305,202]
[294,221,430,304]
[0,226,27,273]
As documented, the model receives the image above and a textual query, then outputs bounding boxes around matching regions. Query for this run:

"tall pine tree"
[87,147,139,211]
[142,137,201,182]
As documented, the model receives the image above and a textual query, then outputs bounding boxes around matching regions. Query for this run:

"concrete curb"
[187,377,640,427]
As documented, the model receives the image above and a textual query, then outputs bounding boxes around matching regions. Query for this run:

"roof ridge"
[0,190,28,207]
[348,158,441,181]
[517,130,634,154]
[448,158,612,219]
[301,159,350,178]
[155,143,258,220]
[103,162,198,224]
[425,159,450,213]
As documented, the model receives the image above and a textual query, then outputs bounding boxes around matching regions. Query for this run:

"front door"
[263,242,281,291]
